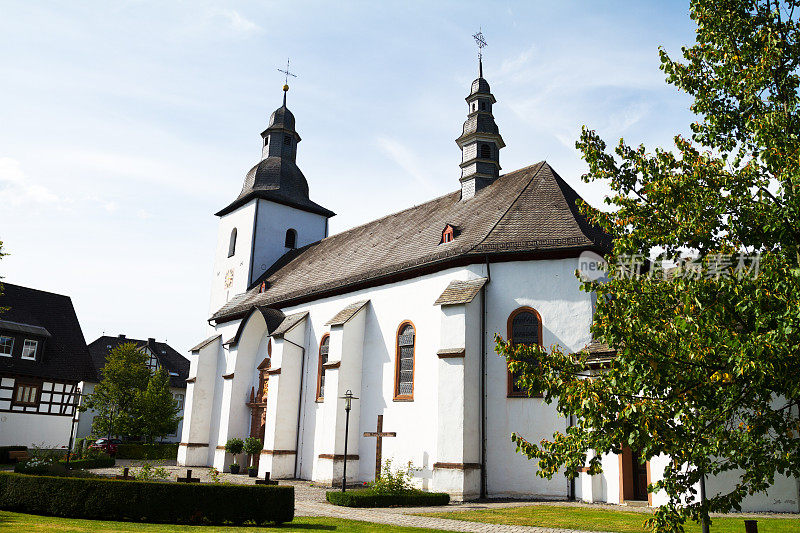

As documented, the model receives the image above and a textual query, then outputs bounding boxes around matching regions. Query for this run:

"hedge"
[116,443,179,460]
[0,472,294,525]
[0,447,26,464]
[326,489,450,507]
[60,455,115,469]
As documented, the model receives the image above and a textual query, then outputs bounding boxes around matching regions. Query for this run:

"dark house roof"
[87,335,190,388]
[0,283,95,382]
[212,161,611,323]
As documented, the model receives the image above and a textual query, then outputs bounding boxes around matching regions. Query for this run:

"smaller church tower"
[456,33,505,200]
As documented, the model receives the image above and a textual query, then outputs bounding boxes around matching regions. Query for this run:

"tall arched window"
[285,229,297,249]
[228,228,237,257]
[316,334,330,401]
[480,144,492,159]
[507,307,543,397]
[394,322,415,401]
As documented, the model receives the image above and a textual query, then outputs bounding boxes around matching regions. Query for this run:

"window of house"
[394,322,415,400]
[285,229,297,249]
[441,225,455,244]
[146,351,159,372]
[316,334,330,401]
[507,308,543,397]
[14,382,39,406]
[0,336,13,357]
[174,393,184,410]
[480,144,492,159]
[21,339,38,361]
[228,228,237,257]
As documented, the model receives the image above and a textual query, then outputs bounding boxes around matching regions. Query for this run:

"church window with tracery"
[394,322,415,400]
[316,334,329,400]
[507,307,543,397]
[228,228,237,257]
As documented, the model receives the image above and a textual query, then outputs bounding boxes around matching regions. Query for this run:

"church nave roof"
[211,161,610,323]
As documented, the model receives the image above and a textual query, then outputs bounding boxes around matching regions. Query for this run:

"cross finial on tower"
[277,58,297,106]
[473,28,487,77]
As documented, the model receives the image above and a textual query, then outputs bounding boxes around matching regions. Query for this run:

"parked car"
[89,438,121,455]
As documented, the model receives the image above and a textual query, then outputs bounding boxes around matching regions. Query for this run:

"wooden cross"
[177,469,200,483]
[114,467,132,480]
[255,471,278,485]
[363,414,396,481]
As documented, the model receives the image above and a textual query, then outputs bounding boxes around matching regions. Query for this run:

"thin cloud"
[375,137,438,194]
[0,157,61,208]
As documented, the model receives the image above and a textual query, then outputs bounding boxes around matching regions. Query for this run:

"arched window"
[316,334,330,401]
[285,229,297,249]
[228,228,237,257]
[394,322,415,400]
[507,307,543,397]
[480,144,492,159]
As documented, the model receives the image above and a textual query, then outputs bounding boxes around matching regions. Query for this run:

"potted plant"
[243,437,263,477]
[225,437,244,474]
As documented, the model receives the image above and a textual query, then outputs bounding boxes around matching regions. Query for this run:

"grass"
[0,511,447,533]
[418,505,800,533]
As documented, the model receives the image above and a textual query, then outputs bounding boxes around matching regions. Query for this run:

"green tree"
[82,342,150,438]
[496,1,800,532]
[137,369,181,443]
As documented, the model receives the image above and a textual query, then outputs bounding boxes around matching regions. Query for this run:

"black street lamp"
[340,390,358,492]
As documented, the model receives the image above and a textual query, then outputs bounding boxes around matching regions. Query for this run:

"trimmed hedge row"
[326,489,450,508]
[116,443,179,460]
[61,456,116,469]
[0,472,294,525]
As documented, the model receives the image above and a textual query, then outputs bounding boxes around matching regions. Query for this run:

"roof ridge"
[467,161,546,253]
[1,282,72,300]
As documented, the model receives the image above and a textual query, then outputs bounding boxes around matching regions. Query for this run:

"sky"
[0,1,696,354]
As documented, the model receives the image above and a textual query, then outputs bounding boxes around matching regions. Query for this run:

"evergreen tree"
[137,368,181,443]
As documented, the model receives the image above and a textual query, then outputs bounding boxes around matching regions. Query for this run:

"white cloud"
[0,157,61,207]
[375,137,438,194]
[217,9,260,35]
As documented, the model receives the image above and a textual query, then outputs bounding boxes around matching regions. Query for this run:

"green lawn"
[418,505,800,533]
[0,511,446,533]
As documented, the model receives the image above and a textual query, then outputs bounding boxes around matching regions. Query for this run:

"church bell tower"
[208,70,335,316]
[456,31,505,200]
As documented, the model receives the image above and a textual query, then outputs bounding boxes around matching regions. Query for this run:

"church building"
[178,53,798,511]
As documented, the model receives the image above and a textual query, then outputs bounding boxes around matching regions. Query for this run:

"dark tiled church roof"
[212,161,610,323]
[0,283,95,382]
[434,278,488,306]
[87,335,190,388]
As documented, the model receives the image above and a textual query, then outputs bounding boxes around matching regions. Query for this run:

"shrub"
[61,454,115,469]
[0,472,294,525]
[134,461,170,481]
[116,443,179,460]
[225,438,244,457]
[13,457,66,476]
[370,459,417,495]
[0,447,26,464]
[326,489,449,508]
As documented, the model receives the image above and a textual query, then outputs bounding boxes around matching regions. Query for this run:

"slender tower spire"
[277,58,297,107]
[456,30,505,200]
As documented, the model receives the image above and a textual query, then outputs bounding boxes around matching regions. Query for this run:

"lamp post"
[64,387,82,470]
[340,390,358,492]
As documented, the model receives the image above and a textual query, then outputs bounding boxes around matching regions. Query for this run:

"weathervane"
[473,28,487,77]
[277,58,297,105]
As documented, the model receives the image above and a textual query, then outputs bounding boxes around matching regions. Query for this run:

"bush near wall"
[326,489,450,508]
[116,443,179,460]
[60,455,115,469]
[0,472,294,525]
[0,447,26,464]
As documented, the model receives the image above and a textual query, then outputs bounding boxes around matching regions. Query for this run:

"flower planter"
[229,464,240,474]
[248,467,257,477]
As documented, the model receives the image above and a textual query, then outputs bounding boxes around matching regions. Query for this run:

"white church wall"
[209,201,257,316]
[250,199,328,283]
[484,258,594,499]
[288,265,483,485]
[206,319,241,465]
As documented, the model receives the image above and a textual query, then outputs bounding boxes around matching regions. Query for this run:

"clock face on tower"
[224,269,234,288]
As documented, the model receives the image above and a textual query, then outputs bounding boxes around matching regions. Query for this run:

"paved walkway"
[88,462,795,532]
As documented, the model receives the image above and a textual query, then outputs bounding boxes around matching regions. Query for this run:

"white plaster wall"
[0,411,72,448]
[209,201,257,316]
[206,319,241,464]
[484,259,593,499]
[251,199,328,282]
